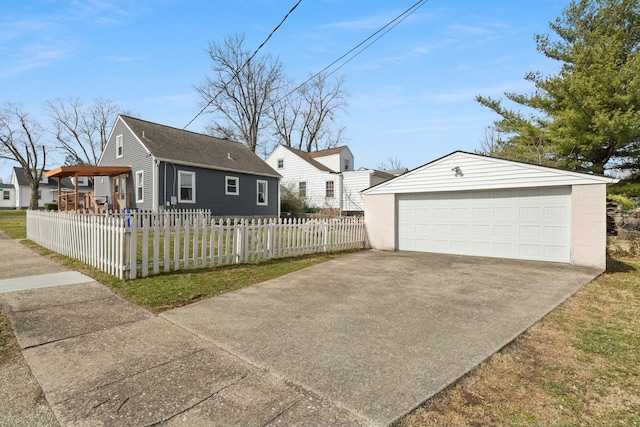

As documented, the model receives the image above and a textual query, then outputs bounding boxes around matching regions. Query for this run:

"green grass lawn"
[0,210,27,239]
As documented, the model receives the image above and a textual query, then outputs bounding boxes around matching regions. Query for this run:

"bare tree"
[0,103,47,210]
[195,33,285,153]
[377,156,404,171]
[271,73,348,152]
[45,97,120,166]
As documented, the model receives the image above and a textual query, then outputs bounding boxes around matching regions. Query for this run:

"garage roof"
[363,151,618,195]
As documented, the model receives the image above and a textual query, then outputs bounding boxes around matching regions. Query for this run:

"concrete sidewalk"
[0,235,364,426]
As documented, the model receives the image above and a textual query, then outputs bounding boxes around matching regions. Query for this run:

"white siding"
[266,145,341,209]
[365,152,617,195]
[342,170,371,211]
[0,188,13,208]
[314,149,354,172]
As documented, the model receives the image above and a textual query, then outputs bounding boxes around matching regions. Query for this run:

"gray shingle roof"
[120,116,280,178]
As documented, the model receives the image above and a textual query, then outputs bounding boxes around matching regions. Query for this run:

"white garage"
[363,151,618,269]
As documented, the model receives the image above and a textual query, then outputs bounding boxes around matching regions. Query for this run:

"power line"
[183,0,303,130]
[276,0,430,104]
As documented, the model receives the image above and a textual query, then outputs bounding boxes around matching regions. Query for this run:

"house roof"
[0,183,13,189]
[383,168,409,176]
[308,146,351,159]
[363,151,619,195]
[278,145,337,173]
[119,115,280,178]
[12,167,74,189]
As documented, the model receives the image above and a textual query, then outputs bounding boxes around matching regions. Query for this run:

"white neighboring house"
[0,184,14,209]
[10,167,87,209]
[266,145,393,214]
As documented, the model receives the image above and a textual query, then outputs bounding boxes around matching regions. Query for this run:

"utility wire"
[183,0,303,130]
[276,0,430,103]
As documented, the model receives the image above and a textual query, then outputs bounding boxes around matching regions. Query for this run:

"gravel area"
[0,310,59,427]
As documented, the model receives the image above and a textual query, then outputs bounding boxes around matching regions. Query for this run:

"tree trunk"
[29,183,40,210]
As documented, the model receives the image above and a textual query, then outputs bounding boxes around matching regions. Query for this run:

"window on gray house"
[135,171,144,203]
[116,134,123,158]
[226,176,239,195]
[178,171,195,203]
[257,180,268,205]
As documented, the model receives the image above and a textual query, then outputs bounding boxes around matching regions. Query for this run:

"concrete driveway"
[162,250,601,426]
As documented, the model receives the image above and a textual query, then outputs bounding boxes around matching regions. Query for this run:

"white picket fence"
[27,210,128,278]
[26,210,365,279]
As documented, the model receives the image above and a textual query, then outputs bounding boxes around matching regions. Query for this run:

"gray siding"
[98,118,155,210]
[158,162,279,216]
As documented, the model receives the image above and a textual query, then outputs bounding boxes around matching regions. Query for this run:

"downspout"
[153,157,159,212]
[277,178,281,219]
[339,173,344,216]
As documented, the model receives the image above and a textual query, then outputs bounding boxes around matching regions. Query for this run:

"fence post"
[128,214,138,279]
[323,220,329,252]
[234,219,245,264]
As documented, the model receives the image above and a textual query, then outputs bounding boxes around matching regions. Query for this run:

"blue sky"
[0,0,567,182]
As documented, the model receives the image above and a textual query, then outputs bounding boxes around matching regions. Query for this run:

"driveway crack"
[147,372,251,427]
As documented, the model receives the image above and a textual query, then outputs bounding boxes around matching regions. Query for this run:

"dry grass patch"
[397,258,640,427]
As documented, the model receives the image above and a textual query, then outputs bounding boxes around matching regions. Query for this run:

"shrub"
[44,203,58,211]
[280,182,307,215]
[608,194,636,212]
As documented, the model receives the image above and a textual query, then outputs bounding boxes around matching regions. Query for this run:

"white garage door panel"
[397,187,571,263]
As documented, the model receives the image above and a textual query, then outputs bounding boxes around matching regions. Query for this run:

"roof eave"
[154,157,281,179]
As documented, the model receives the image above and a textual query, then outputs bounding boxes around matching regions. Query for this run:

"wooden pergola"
[45,166,132,213]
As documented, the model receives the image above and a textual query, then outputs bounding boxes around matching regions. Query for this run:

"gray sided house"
[96,115,281,216]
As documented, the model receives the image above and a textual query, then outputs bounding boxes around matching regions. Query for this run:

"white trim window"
[178,171,195,203]
[277,158,284,169]
[257,180,268,205]
[2,190,10,200]
[298,181,307,198]
[135,170,144,203]
[326,180,335,198]
[116,134,124,158]
[226,176,239,195]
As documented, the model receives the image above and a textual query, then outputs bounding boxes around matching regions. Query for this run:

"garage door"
[397,187,571,263]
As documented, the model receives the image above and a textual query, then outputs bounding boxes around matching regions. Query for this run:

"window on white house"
[257,180,268,205]
[135,171,144,203]
[226,176,239,195]
[326,180,334,198]
[344,159,350,171]
[116,134,124,158]
[77,176,88,186]
[2,191,9,200]
[178,171,195,203]
[298,181,307,198]
[277,158,284,169]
